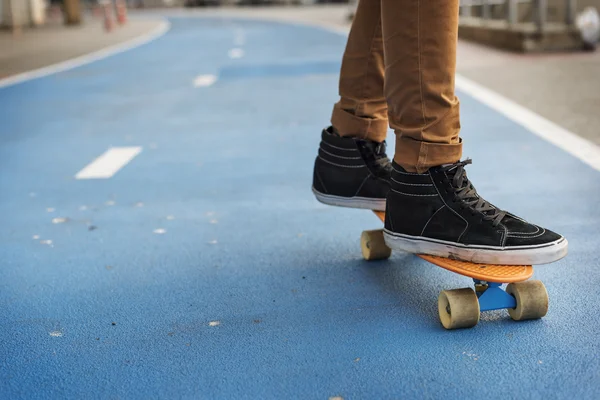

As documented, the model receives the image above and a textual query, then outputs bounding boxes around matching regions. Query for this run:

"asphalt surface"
[0,8,600,399]
[1,9,599,400]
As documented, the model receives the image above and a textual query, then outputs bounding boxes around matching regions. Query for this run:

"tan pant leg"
[331,0,388,143]
[382,0,463,173]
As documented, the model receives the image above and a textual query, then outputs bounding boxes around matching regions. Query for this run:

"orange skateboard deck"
[363,210,548,329]
[371,211,533,283]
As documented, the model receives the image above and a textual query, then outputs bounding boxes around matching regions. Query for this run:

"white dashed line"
[228,48,244,59]
[75,147,142,179]
[193,74,217,88]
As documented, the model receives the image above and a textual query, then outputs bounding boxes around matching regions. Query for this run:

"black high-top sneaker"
[312,126,391,211]
[384,159,568,265]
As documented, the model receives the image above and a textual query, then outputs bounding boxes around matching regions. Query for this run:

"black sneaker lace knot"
[440,159,506,227]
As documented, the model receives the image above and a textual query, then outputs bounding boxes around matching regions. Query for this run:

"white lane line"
[75,147,142,180]
[0,20,171,89]
[193,74,218,88]
[228,48,244,59]
[455,75,600,172]
[312,23,600,172]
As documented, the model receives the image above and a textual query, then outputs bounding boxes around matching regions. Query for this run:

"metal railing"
[459,0,578,32]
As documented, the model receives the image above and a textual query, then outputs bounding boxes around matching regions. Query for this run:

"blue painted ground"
[1,16,599,400]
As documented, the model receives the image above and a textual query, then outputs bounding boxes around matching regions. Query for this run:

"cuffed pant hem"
[331,103,388,142]
[394,137,463,173]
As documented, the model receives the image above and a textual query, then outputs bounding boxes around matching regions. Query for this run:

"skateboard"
[361,211,549,330]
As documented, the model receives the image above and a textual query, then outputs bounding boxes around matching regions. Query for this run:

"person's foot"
[383,159,568,265]
[312,126,391,211]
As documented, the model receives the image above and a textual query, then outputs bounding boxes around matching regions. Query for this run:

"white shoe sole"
[383,230,568,265]
[313,187,386,211]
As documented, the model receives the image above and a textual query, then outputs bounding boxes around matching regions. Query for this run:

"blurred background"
[1,0,599,141]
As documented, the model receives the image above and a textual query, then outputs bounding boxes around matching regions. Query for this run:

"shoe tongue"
[453,175,500,218]
[444,165,469,190]
[446,164,489,211]
[360,139,386,157]
[438,160,506,222]
[358,138,374,148]
[357,139,391,175]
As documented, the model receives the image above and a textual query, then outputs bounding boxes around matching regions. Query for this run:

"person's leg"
[312,0,391,211]
[381,0,462,173]
[380,0,567,264]
[331,0,387,142]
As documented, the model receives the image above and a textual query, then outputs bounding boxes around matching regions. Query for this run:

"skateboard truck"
[473,280,517,312]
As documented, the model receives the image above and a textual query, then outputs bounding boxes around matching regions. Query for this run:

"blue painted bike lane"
[1,16,599,399]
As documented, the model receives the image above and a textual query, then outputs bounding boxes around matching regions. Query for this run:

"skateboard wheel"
[506,280,548,321]
[438,288,480,330]
[360,229,391,261]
